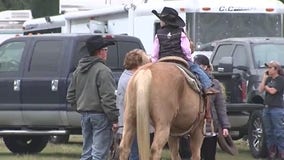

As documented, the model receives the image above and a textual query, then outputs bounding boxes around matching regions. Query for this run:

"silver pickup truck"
[209,37,284,158]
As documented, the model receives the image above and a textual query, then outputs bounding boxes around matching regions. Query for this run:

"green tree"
[0,0,58,18]
[0,0,31,11]
[29,0,59,18]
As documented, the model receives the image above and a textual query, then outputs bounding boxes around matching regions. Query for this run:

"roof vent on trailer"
[88,20,106,34]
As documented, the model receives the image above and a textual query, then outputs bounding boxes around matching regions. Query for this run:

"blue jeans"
[80,112,113,160]
[188,61,212,89]
[130,136,139,160]
[262,107,284,156]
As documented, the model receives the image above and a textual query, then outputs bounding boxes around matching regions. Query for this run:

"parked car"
[0,33,145,153]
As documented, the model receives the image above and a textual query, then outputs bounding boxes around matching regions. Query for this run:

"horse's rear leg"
[168,136,181,160]
[119,123,136,160]
[190,124,204,160]
[150,127,170,160]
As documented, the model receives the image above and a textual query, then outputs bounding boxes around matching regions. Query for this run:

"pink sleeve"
[151,35,160,62]
[180,32,191,61]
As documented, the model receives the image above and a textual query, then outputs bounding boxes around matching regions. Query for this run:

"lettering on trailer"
[219,6,256,12]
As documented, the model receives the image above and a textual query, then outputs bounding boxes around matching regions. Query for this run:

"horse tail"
[135,68,151,159]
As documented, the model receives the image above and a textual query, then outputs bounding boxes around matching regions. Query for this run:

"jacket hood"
[77,56,104,73]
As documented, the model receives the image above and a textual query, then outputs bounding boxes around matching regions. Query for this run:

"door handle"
[51,80,58,91]
[13,80,20,91]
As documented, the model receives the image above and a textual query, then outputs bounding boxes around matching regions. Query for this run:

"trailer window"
[190,13,282,48]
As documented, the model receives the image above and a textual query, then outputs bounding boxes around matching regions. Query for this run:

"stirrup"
[203,119,217,137]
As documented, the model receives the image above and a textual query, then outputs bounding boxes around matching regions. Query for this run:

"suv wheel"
[248,111,267,158]
[3,135,49,154]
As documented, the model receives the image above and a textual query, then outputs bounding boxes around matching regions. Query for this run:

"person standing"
[66,35,119,160]
[179,54,231,160]
[116,49,151,160]
[259,60,284,160]
[194,54,230,160]
[151,7,218,95]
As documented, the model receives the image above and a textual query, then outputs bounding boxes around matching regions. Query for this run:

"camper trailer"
[0,10,32,43]
[23,0,284,53]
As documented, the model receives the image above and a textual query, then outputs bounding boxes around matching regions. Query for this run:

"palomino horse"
[119,60,206,160]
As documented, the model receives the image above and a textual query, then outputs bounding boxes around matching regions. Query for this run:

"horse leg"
[190,123,204,160]
[150,127,170,160]
[168,136,181,160]
[119,121,136,160]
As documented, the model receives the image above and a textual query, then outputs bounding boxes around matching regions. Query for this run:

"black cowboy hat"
[217,128,239,156]
[86,35,115,54]
[152,7,185,27]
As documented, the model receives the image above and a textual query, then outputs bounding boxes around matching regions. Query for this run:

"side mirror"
[235,65,249,72]
[217,57,233,72]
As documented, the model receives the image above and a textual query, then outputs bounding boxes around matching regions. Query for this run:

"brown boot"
[204,87,219,95]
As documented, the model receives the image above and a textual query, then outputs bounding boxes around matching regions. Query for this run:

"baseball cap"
[264,60,281,69]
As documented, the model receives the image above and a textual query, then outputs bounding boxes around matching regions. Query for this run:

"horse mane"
[133,68,151,159]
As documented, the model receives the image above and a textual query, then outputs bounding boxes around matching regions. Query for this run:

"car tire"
[49,135,70,144]
[248,110,267,158]
[3,135,49,154]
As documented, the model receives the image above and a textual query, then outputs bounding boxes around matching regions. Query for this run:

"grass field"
[0,135,261,160]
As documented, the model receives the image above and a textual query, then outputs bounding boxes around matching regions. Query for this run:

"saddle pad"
[158,56,188,68]
[175,64,202,93]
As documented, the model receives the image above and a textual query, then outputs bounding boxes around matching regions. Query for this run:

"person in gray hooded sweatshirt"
[67,35,119,160]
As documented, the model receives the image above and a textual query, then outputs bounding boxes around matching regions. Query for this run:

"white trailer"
[0,10,32,43]
[23,0,284,53]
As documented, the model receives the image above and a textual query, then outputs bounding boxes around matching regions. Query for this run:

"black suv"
[0,33,144,154]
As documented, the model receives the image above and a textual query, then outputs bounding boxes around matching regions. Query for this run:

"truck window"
[72,40,142,71]
[0,42,25,72]
[29,40,64,73]
[71,41,89,72]
[233,45,248,67]
[116,41,141,69]
[253,44,284,67]
[105,44,118,69]
[72,41,119,71]
[212,44,234,66]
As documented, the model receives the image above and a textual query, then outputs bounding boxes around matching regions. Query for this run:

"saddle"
[158,56,189,68]
[158,56,202,93]
[158,56,214,136]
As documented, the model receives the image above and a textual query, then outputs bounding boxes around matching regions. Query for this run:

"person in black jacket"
[194,54,230,160]
[179,54,231,160]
